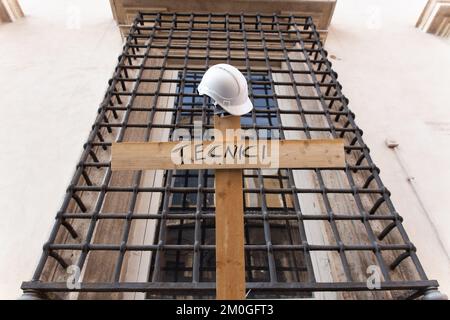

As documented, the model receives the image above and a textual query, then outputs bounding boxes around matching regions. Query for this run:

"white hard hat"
[198,64,253,116]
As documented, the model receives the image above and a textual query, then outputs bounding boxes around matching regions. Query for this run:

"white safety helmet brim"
[224,97,253,116]
[198,85,253,116]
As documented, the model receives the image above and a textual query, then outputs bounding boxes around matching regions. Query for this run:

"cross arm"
[111,139,345,171]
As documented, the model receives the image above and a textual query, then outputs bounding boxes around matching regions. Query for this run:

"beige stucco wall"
[0,0,448,299]
[0,0,123,299]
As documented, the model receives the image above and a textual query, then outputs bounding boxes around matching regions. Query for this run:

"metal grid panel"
[21,12,439,299]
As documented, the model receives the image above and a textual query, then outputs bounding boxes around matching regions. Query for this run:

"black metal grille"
[21,12,439,300]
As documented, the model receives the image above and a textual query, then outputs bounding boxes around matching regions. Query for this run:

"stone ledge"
[0,0,24,24]
[416,0,450,38]
[109,0,336,41]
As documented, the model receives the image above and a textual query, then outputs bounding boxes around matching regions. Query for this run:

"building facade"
[2,0,445,300]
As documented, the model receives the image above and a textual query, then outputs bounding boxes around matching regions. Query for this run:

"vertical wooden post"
[214,115,246,300]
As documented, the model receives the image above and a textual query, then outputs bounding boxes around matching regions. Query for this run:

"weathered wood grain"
[111,139,345,170]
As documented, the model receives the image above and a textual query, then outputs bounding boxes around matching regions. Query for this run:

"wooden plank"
[214,115,245,300]
[119,71,177,300]
[111,139,345,170]
[76,51,171,300]
[109,0,336,39]
[274,54,409,299]
[274,70,338,299]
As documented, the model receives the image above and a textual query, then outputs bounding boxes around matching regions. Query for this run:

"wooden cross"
[111,115,345,300]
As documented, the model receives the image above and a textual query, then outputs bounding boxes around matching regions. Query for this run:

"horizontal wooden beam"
[111,139,345,170]
[0,0,24,23]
